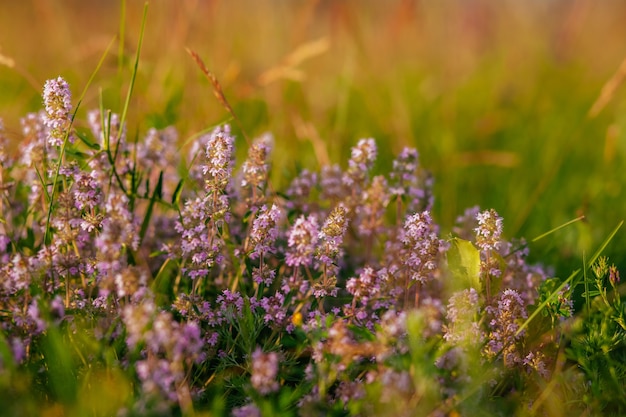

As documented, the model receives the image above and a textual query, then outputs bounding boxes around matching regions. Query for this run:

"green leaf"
[74,129,100,150]
[171,179,184,205]
[139,170,163,244]
[446,238,481,292]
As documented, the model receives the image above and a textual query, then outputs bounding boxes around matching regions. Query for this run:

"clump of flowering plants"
[0,72,625,417]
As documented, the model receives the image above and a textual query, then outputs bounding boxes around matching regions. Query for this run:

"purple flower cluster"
[316,204,349,267]
[0,77,562,415]
[286,215,319,268]
[343,138,377,187]
[401,211,442,284]
[355,175,390,238]
[475,208,503,252]
[484,289,527,367]
[42,76,73,147]
[250,348,280,395]
[240,133,273,205]
[249,204,282,259]
[389,147,433,212]
[203,125,235,193]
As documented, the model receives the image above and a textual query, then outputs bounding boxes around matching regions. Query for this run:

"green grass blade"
[585,220,623,268]
[531,215,586,243]
[583,251,590,310]
[116,1,148,163]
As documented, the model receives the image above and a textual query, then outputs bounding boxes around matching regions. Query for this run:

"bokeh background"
[1,0,625,278]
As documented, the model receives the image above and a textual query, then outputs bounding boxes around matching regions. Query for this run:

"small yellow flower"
[291,311,303,327]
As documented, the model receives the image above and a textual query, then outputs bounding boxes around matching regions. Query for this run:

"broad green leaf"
[446,238,481,292]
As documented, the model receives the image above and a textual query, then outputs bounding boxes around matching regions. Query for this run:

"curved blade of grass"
[517,220,624,336]
[531,215,586,243]
[113,1,148,165]
[585,220,623,267]
[43,36,116,245]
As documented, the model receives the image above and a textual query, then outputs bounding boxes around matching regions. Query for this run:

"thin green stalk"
[583,251,590,311]
[114,1,148,167]
[531,215,586,243]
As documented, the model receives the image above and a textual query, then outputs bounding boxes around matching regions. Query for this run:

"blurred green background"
[1,0,625,277]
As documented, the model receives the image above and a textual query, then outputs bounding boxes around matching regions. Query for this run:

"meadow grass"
[0,1,625,416]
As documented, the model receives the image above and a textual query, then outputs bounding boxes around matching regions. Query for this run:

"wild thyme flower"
[175,196,224,279]
[73,169,102,211]
[316,204,349,267]
[249,203,282,259]
[402,211,442,283]
[215,290,245,325]
[20,112,48,165]
[335,380,366,406]
[232,403,261,417]
[286,214,319,268]
[499,239,549,305]
[378,309,407,340]
[346,266,381,305]
[135,357,179,402]
[285,169,317,210]
[14,298,47,335]
[484,289,527,368]
[523,351,549,378]
[95,190,139,276]
[123,299,156,350]
[252,267,276,286]
[475,209,503,251]
[114,266,148,300]
[124,294,204,403]
[257,292,288,329]
[313,204,349,298]
[250,348,280,395]
[136,126,180,196]
[43,76,73,147]
[51,190,82,244]
[137,126,179,170]
[19,112,50,206]
[453,205,481,241]
[3,253,32,294]
[320,164,344,201]
[389,147,432,212]
[203,125,235,193]
[241,133,273,191]
[343,138,377,187]
[356,175,390,237]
